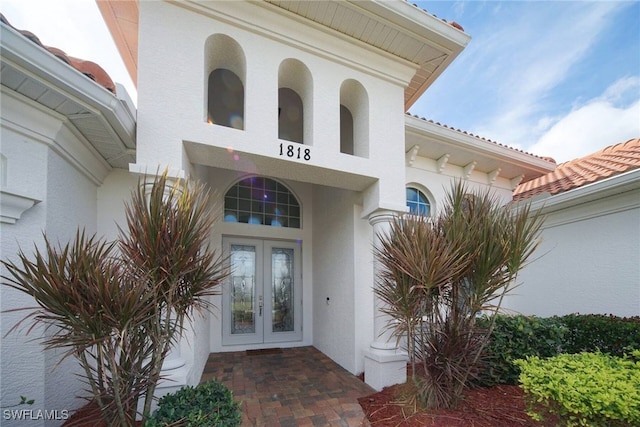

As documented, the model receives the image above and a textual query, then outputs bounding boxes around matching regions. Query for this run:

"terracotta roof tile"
[513,138,640,201]
[405,1,465,32]
[1,13,116,93]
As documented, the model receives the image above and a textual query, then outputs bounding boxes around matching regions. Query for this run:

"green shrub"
[475,314,640,387]
[145,380,241,427]
[476,315,566,386]
[561,314,640,356]
[515,351,640,426]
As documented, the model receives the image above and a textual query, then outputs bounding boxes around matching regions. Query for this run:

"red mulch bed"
[358,382,558,427]
[63,401,143,427]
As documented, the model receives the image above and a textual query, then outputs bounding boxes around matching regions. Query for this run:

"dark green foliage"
[476,314,640,387]
[516,351,640,426]
[145,381,241,427]
[476,315,566,386]
[561,314,640,356]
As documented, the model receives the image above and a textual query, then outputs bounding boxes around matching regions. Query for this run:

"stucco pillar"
[364,210,407,391]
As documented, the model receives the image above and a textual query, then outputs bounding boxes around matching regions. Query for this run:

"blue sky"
[2,1,639,163]
[411,1,640,162]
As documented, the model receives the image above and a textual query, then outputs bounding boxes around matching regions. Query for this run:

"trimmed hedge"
[515,351,640,426]
[476,314,640,386]
[145,380,241,427]
[561,314,640,356]
[476,315,566,386]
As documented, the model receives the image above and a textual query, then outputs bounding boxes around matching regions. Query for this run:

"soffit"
[96,0,139,86]
[265,0,469,109]
[1,22,136,170]
[98,0,470,110]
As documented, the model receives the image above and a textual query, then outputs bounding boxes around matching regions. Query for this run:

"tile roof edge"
[404,112,553,163]
[0,13,116,94]
[404,1,466,32]
[512,137,640,201]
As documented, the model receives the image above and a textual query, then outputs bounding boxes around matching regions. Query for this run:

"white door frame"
[222,237,302,346]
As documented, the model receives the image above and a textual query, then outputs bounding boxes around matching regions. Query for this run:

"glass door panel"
[223,239,263,345]
[230,245,256,335]
[271,248,294,333]
[264,241,302,343]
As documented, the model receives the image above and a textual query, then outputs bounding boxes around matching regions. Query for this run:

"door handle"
[258,295,263,316]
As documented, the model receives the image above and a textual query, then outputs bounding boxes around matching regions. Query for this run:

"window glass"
[278,88,303,143]
[208,68,244,129]
[225,177,301,228]
[340,105,354,155]
[406,187,431,216]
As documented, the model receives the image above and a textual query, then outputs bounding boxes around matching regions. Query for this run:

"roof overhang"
[405,114,556,185]
[521,168,640,214]
[97,0,470,110]
[96,0,138,86]
[1,21,136,172]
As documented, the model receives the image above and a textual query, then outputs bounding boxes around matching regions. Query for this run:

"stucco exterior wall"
[1,94,100,425]
[505,188,640,317]
[135,1,410,215]
[1,113,49,425]
[96,169,137,241]
[406,156,516,214]
[43,150,97,424]
[312,185,362,374]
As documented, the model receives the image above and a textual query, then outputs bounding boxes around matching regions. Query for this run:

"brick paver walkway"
[201,346,374,426]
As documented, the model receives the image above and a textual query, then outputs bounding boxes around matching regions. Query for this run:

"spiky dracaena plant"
[118,172,229,419]
[374,181,543,409]
[1,171,228,426]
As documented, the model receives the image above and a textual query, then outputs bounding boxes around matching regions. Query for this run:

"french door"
[222,237,302,346]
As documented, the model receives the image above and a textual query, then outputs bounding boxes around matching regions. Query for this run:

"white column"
[161,338,186,371]
[364,210,407,391]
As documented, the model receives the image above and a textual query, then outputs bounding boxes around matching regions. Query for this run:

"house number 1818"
[279,143,311,161]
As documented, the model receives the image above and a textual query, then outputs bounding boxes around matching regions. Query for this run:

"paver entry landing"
[201,346,374,426]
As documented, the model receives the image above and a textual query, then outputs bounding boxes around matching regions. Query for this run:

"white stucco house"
[509,138,640,318]
[0,1,637,425]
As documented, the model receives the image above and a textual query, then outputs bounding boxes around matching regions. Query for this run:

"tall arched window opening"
[339,79,368,157]
[204,34,246,129]
[278,88,303,143]
[208,69,244,129]
[340,105,354,155]
[224,177,301,228]
[278,59,313,145]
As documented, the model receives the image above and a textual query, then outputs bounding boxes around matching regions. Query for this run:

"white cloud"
[528,77,640,163]
[478,3,624,140]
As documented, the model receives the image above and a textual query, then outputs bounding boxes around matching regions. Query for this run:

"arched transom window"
[406,187,431,217]
[224,177,301,228]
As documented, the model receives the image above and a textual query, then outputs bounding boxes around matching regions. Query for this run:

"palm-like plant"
[374,181,543,409]
[119,172,229,418]
[1,171,228,425]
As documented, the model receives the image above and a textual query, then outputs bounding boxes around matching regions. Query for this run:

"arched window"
[278,88,303,143]
[340,105,354,155]
[340,79,368,157]
[278,59,312,145]
[224,177,301,228]
[208,68,244,129]
[406,187,431,217]
[204,34,246,129]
